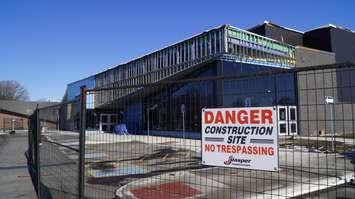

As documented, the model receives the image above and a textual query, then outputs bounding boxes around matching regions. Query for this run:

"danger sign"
[201,107,278,171]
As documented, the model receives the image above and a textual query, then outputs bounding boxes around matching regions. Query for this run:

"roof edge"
[248,21,304,34]
[94,24,228,76]
[306,24,355,34]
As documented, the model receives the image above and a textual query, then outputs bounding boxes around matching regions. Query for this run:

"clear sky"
[1,0,354,101]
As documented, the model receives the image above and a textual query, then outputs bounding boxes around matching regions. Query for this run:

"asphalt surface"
[0,132,37,199]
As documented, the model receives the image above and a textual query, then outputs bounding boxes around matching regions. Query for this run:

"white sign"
[201,107,279,171]
[325,96,334,104]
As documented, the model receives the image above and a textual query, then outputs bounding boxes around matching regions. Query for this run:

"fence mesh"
[37,101,80,198]
[28,63,355,199]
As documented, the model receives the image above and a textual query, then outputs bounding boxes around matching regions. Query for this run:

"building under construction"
[61,23,355,137]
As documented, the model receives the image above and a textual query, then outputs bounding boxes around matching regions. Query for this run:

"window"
[102,115,108,123]
[279,124,287,134]
[290,108,296,120]
[290,123,297,133]
[181,44,185,62]
[198,37,202,58]
[279,108,286,121]
[228,43,233,54]
[211,32,215,54]
[202,36,206,57]
[216,31,220,53]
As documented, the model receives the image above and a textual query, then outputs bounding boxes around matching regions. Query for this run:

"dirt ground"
[41,132,355,199]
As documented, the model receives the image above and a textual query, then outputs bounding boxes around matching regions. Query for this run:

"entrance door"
[288,106,297,135]
[277,106,288,135]
[99,114,117,133]
[277,106,298,136]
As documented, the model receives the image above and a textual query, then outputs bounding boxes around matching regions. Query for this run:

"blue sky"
[1,0,354,101]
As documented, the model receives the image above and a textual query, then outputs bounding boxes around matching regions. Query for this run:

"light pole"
[57,112,59,131]
[181,104,186,146]
[266,89,272,106]
[325,96,335,152]
[147,107,149,137]
[11,119,15,132]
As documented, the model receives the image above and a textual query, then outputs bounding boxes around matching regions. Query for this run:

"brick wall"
[0,112,28,131]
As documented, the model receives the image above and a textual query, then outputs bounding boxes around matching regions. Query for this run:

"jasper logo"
[224,155,251,165]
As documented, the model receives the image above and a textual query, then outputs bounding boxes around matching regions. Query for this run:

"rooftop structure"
[303,24,355,63]
[91,25,295,107]
[248,21,304,46]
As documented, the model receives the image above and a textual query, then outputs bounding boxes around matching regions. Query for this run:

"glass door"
[288,106,297,135]
[277,106,288,135]
[99,114,117,133]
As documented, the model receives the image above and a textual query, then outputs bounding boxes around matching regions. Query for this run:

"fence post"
[34,106,41,198]
[79,86,86,199]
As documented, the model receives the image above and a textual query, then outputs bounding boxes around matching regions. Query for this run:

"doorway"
[99,113,117,133]
[277,106,297,135]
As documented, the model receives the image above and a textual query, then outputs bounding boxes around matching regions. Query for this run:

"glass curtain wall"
[222,61,296,107]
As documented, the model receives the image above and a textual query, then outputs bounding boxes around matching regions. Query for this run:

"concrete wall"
[330,28,355,63]
[297,67,355,136]
[303,28,332,52]
[295,46,335,68]
[303,27,355,63]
